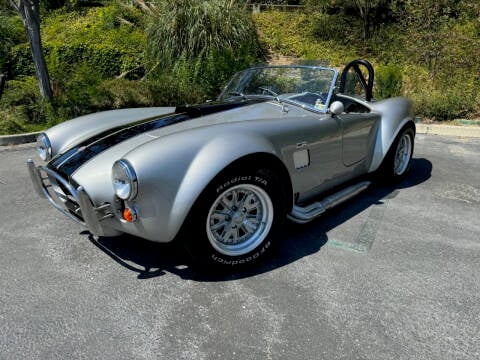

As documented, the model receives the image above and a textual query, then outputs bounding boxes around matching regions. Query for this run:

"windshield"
[218,66,338,113]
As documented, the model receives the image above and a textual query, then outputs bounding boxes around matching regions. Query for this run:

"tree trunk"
[354,0,371,40]
[9,0,53,102]
[0,74,6,100]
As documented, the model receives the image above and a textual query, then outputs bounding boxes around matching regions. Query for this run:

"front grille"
[41,168,84,222]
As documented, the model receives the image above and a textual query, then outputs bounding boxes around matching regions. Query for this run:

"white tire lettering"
[255,176,267,186]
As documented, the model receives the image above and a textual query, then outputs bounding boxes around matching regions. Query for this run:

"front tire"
[182,168,286,269]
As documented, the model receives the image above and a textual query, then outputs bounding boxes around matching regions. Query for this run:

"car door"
[336,59,380,167]
[338,103,380,167]
[282,111,343,203]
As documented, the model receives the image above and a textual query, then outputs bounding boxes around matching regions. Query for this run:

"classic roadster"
[28,59,415,268]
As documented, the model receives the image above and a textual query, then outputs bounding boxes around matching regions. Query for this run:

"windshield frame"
[218,65,339,114]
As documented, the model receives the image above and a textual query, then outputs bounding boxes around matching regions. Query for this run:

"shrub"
[0,77,46,124]
[146,0,262,67]
[412,80,478,121]
[0,13,26,73]
[374,64,403,99]
[0,111,26,134]
[310,13,351,44]
[42,5,146,79]
[8,45,35,77]
[171,48,259,98]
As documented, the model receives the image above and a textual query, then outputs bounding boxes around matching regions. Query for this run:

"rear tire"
[181,168,287,270]
[378,126,415,183]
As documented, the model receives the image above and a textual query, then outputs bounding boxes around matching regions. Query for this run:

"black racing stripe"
[176,98,266,117]
[50,113,189,178]
[48,98,268,179]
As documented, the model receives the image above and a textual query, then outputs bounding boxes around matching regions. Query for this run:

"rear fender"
[368,97,415,172]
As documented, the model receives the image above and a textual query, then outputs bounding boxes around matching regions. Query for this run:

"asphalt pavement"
[0,134,479,360]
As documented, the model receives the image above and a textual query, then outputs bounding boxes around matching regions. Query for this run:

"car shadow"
[84,158,432,282]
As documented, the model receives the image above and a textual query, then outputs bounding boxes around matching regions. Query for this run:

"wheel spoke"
[211,220,228,231]
[211,211,227,221]
[221,196,234,210]
[243,218,259,233]
[222,226,239,243]
[243,193,259,211]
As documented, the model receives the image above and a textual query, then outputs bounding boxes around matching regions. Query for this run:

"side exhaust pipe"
[288,181,371,224]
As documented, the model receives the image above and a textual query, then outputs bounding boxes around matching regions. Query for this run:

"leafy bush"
[0,109,28,134]
[0,77,46,124]
[310,13,353,44]
[42,5,146,79]
[144,0,263,99]
[100,77,207,108]
[8,45,35,77]
[0,13,26,73]
[411,75,479,121]
[171,48,259,98]
[146,0,262,66]
[374,64,403,99]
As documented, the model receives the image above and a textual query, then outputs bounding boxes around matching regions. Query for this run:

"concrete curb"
[0,123,479,147]
[0,132,40,146]
[415,124,480,138]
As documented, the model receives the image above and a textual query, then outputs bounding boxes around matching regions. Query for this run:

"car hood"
[47,99,290,178]
[146,99,290,138]
[45,107,176,156]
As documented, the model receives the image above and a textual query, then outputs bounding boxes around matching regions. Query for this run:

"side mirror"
[329,101,344,116]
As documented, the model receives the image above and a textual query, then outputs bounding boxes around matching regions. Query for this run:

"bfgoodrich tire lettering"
[182,168,286,269]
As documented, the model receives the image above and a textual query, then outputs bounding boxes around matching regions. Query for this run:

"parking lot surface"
[0,134,479,360]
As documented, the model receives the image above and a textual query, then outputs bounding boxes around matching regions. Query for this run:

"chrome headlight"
[37,133,52,161]
[112,159,138,201]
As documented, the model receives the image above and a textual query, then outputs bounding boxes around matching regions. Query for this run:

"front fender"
[368,97,415,172]
[124,128,280,243]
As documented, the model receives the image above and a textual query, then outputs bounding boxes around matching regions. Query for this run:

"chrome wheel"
[206,184,274,257]
[394,133,412,176]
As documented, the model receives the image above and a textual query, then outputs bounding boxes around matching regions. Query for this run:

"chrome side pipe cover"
[288,181,371,224]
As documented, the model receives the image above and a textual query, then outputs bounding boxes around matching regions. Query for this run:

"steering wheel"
[258,86,278,97]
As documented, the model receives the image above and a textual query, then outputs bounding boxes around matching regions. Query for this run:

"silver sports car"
[28,59,415,268]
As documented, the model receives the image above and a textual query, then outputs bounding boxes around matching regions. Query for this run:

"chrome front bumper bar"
[27,159,113,236]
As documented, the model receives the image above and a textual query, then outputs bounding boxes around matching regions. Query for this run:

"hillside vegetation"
[255,3,480,122]
[0,0,479,135]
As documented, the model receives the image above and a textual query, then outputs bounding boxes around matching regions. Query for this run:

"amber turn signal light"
[123,207,137,222]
